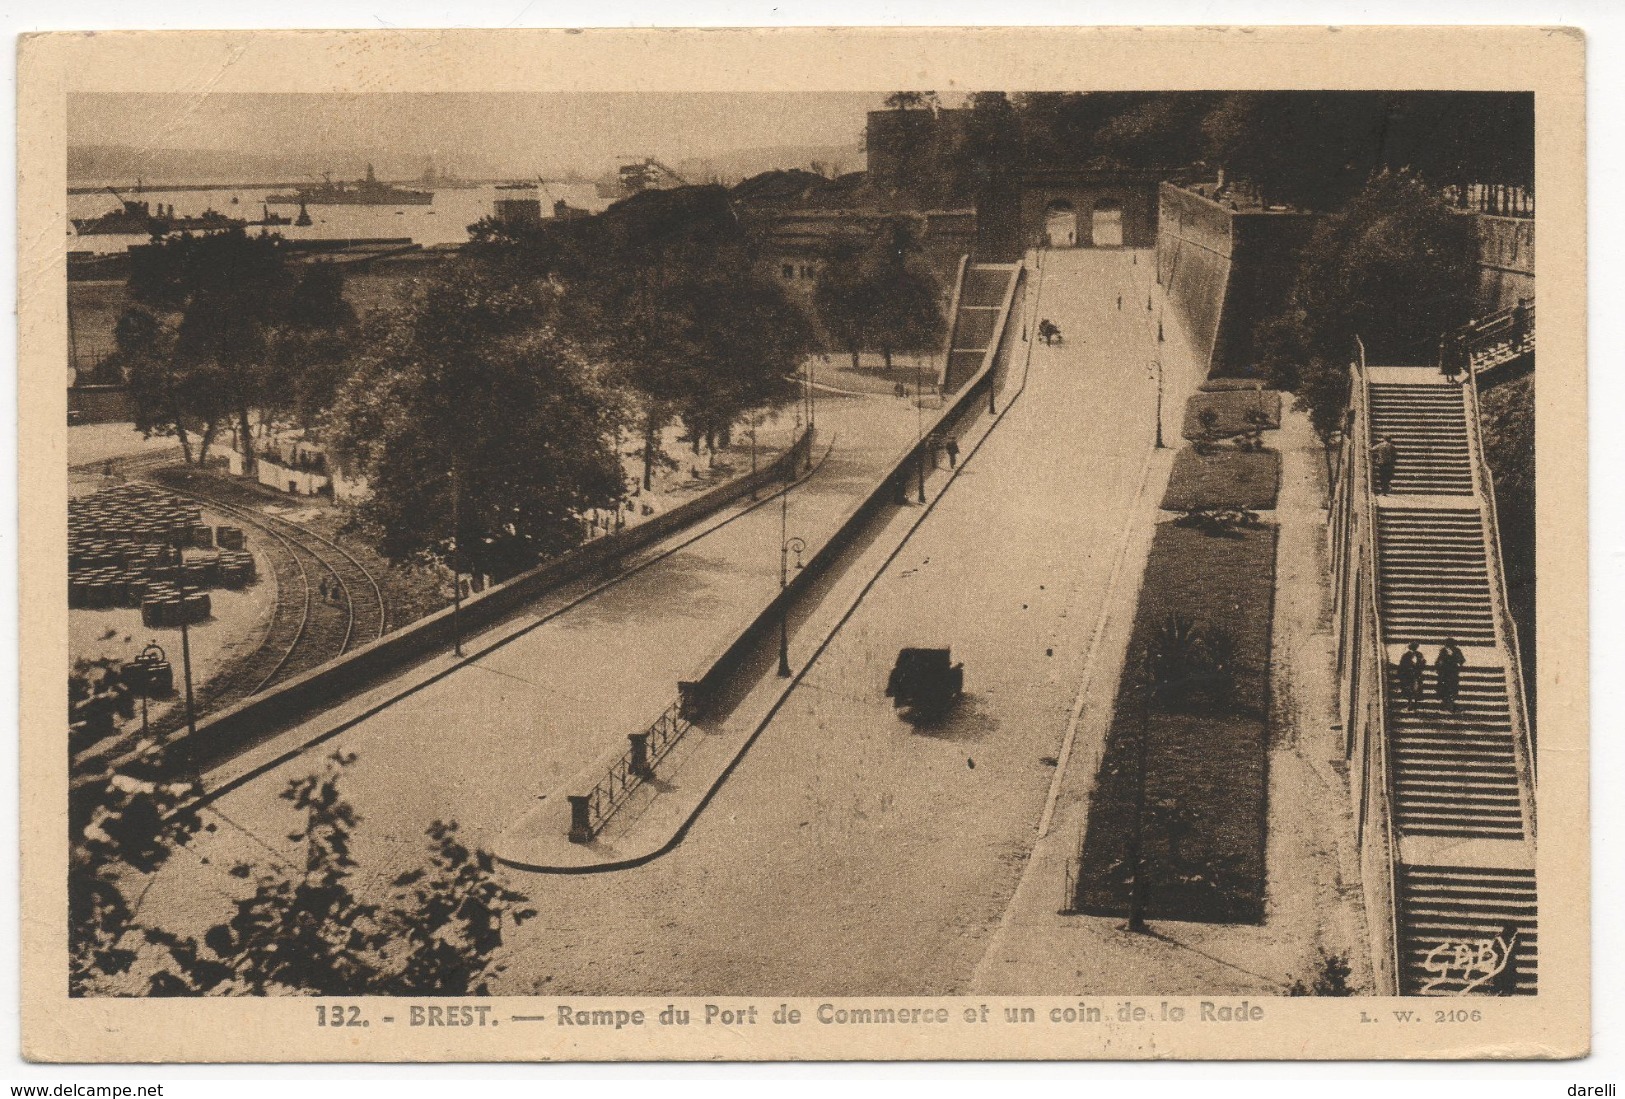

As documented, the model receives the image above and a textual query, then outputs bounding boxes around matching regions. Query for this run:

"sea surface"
[66,182,607,255]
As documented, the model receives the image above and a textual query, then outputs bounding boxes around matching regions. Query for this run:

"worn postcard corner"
[18,24,1586,1063]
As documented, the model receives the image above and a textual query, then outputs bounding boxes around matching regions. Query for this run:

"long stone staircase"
[1363,367,1536,995]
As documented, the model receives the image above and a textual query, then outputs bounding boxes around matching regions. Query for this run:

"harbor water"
[67,182,607,254]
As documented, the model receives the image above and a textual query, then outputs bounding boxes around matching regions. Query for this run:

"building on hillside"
[227,433,368,504]
[494,182,543,226]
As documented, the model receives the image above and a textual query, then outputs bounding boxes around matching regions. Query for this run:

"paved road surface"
[137,391,925,930]
[139,250,1189,999]
[487,249,1179,995]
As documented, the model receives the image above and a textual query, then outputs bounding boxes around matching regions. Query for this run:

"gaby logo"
[1418,927,1520,995]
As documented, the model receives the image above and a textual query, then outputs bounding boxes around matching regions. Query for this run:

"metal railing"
[1349,337,1405,995]
[1461,358,1539,816]
[1451,299,1535,379]
[570,700,693,843]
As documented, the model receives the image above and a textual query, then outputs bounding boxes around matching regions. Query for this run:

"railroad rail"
[135,475,388,731]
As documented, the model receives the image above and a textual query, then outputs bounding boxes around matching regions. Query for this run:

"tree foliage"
[1255,172,1478,443]
[69,661,202,996]
[328,266,627,579]
[143,752,536,996]
[814,219,944,369]
[933,90,1533,212]
[70,737,536,997]
[466,184,812,491]
[113,231,359,463]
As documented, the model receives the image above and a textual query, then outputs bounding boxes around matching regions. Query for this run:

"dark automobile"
[885,647,964,719]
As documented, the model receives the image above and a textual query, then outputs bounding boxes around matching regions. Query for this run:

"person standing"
[1396,642,1427,708]
[1371,436,1398,494]
[1441,353,1465,384]
[945,437,960,469]
[1434,638,1467,711]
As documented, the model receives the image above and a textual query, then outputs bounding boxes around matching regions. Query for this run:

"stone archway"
[1043,199,1078,249]
[1090,199,1125,247]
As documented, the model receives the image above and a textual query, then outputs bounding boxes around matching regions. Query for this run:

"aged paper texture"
[19,26,1587,1061]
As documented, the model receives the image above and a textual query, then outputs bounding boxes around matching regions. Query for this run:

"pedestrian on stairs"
[1434,638,1467,711]
[1371,436,1398,494]
[1397,643,1427,708]
[1441,354,1465,384]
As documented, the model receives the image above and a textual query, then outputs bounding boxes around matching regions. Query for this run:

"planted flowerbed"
[1180,388,1282,440]
[1072,521,1277,925]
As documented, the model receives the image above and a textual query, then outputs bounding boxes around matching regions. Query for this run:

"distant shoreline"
[66,180,532,196]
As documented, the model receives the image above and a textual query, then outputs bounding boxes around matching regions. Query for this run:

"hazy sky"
[69,92,884,175]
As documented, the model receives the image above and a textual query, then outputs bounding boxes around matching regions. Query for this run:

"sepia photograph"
[15,25,1589,1063]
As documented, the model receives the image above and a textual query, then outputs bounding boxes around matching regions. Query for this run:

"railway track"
[137,476,388,731]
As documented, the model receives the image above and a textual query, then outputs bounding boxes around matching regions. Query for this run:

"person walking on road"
[945,437,960,469]
[1371,436,1398,494]
[1434,638,1467,711]
[1397,642,1427,709]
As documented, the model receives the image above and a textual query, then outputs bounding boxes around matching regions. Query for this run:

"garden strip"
[1071,519,1277,924]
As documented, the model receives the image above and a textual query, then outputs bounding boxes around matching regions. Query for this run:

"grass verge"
[1161,447,1281,511]
[1072,521,1277,925]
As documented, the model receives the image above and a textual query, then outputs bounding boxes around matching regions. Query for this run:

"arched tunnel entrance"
[1044,200,1077,249]
[1090,200,1124,247]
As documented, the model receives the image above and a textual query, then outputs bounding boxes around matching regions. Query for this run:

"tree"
[1256,172,1477,445]
[1479,375,1535,712]
[124,229,297,470]
[883,91,939,112]
[565,185,810,489]
[112,305,227,466]
[328,265,627,580]
[268,262,361,433]
[142,751,536,996]
[862,219,944,369]
[813,220,943,370]
[1201,92,1394,211]
[813,233,876,370]
[465,184,813,491]
[69,661,202,996]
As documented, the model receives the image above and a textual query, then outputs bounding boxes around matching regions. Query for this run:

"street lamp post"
[777,485,805,678]
[915,368,927,503]
[171,540,197,738]
[804,362,815,472]
[449,464,463,658]
[747,416,760,499]
[1150,357,1165,449]
[1123,663,1154,934]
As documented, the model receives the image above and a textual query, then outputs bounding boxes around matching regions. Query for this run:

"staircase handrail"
[1452,299,1535,372]
[936,252,972,392]
[1460,360,1538,831]
[1352,336,1405,994]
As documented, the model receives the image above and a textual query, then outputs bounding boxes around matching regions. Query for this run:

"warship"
[266,164,433,206]
[71,189,251,236]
